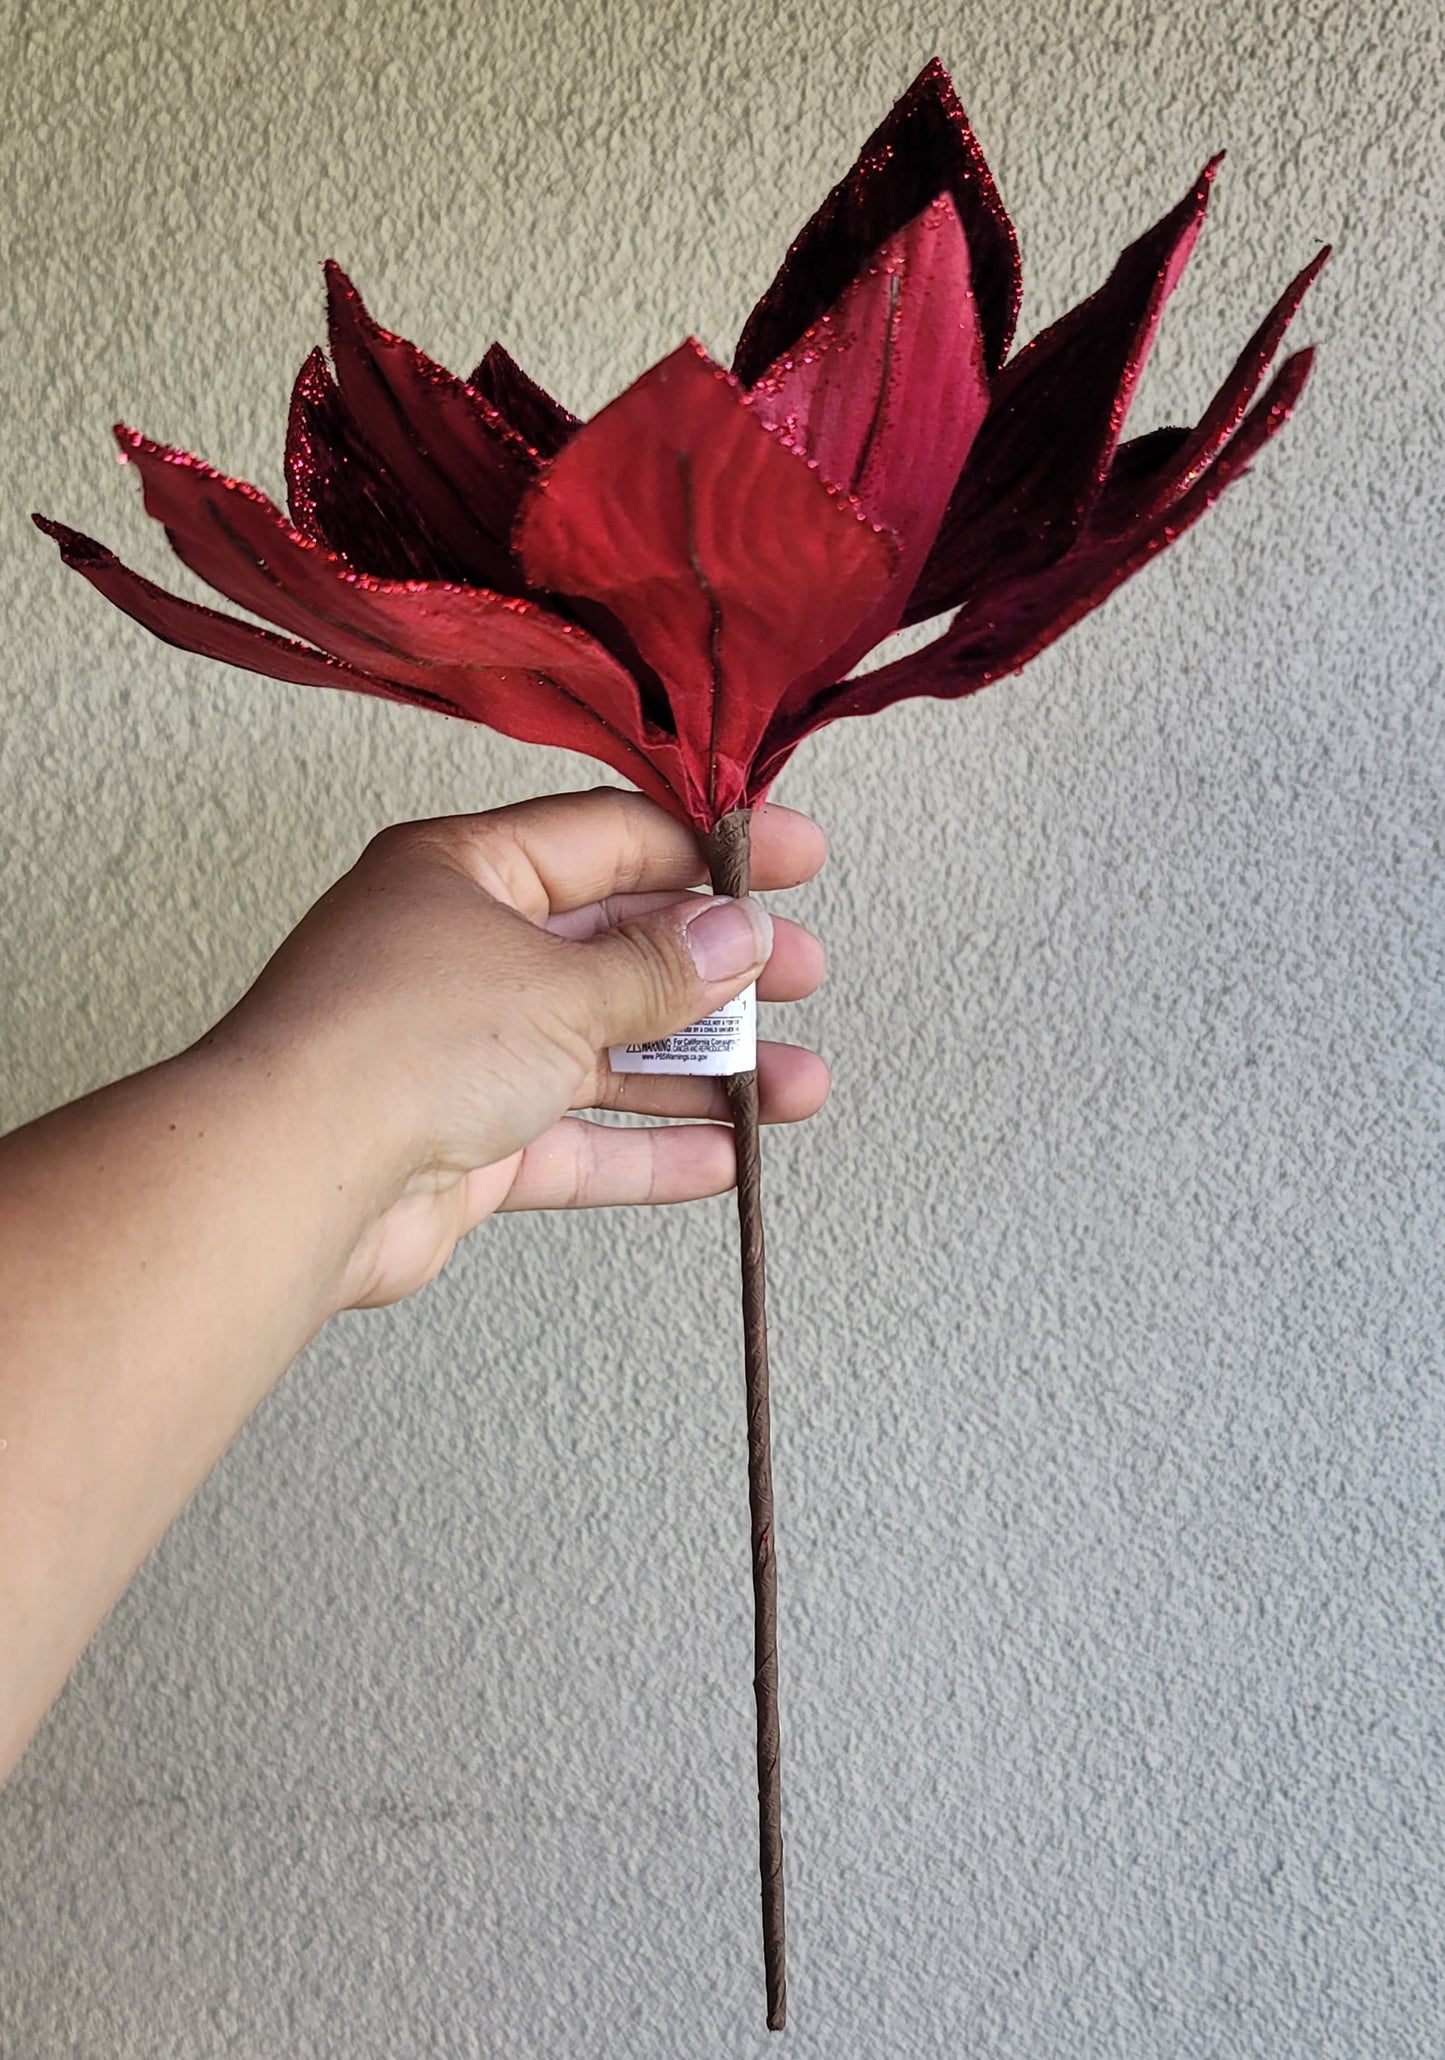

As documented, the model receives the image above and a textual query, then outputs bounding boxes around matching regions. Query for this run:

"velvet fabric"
[35,58,1326,830]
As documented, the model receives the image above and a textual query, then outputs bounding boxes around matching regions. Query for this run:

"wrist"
[179,1006,412,1325]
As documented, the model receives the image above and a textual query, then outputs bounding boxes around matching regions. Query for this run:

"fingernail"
[683,896,773,981]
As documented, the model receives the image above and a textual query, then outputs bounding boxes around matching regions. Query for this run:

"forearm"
[0,1034,373,1778]
[0,795,816,1781]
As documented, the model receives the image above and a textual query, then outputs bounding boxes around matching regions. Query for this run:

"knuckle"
[614,921,691,1022]
[618,794,657,890]
[462,816,510,867]
[456,818,535,906]
[362,818,464,876]
[514,943,608,1080]
[538,995,603,1081]
[567,1129,597,1210]
[362,820,418,864]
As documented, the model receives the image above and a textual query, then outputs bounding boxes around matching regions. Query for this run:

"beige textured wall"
[2,1,1441,2053]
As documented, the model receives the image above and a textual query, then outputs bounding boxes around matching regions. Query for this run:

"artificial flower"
[36,58,1326,832]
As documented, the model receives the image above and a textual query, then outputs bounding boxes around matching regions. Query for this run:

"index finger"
[436,786,826,919]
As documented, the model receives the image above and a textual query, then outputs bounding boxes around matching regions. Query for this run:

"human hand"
[0,783,832,1773]
[207,787,829,1310]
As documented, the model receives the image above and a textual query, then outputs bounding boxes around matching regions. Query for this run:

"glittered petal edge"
[469,341,579,459]
[901,158,1221,626]
[324,263,538,592]
[746,194,990,721]
[733,56,1021,385]
[284,347,473,581]
[755,348,1316,780]
[1093,245,1330,535]
[31,513,434,707]
[33,510,694,817]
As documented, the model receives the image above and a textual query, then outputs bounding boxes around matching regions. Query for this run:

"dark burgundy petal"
[1093,245,1330,535]
[324,263,538,592]
[733,56,1021,385]
[285,349,471,581]
[469,342,579,459]
[755,349,1315,783]
[746,197,986,535]
[746,194,989,718]
[1097,425,1193,513]
[514,338,897,820]
[902,159,1220,627]
[111,429,693,813]
[32,513,421,705]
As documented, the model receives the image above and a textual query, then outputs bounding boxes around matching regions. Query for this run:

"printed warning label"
[609,984,756,1076]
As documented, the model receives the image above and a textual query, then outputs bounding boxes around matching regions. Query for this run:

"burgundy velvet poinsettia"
[34,56,1327,2034]
[35,57,1325,834]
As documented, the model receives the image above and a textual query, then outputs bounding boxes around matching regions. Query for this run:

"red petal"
[285,348,470,580]
[734,57,1020,382]
[322,286,675,709]
[110,431,694,813]
[464,343,678,708]
[324,264,537,592]
[32,513,422,705]
[903,159,1220,626]
[1094,246,1330,534]
[514,339,897,818]
[758,350,1316,775]
[469,342,579,459]
[746,194,989,715]
[747,197,986,533]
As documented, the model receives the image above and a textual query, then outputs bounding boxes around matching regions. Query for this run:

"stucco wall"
[1,0,1440,2053]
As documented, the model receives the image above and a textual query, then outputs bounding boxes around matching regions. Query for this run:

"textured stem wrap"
[703,805,786,2032]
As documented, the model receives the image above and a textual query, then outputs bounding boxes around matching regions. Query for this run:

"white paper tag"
[609,984,756,1076]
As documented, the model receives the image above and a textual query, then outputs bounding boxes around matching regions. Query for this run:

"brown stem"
[703,805,786,2032]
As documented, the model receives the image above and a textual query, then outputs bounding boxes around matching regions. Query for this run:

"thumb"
[566,894,774,1052]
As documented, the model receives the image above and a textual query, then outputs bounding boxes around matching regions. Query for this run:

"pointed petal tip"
[913,54,952,90]
[734,48,1020,382]
[680,334,725,370]
[114,424,174,466]
[618,336,735,401]
[1185,154,1224,213]
[289,347,334,414]
[323,261,373,330]
[1276,246,1331,324]
[32,513,115,568]
[1272,345,1316,406]
[33,511,89,559]
[905,55,968,113]
[468,339,579,458]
